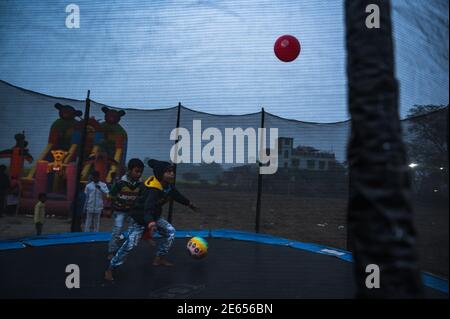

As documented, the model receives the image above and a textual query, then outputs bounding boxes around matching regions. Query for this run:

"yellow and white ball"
[187,237,208,259]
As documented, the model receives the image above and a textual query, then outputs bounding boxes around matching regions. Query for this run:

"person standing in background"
[84,171,109,232]
[34,193,47,235]
[0,165,10,218]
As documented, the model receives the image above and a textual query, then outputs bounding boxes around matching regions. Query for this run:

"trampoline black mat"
[0,238,446,299]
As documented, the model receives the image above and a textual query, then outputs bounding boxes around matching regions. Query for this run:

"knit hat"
[147,159,174,180]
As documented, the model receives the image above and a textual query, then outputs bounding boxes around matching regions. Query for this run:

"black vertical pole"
[346,0,422,298]
[71,90,91,232]
[16,130,25,216]
[167,102,182,223]
[20,130,25,170]
[255,107,265,233]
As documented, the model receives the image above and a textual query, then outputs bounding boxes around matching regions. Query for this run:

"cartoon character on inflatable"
[82,107,127,183]
[0,133,33,179]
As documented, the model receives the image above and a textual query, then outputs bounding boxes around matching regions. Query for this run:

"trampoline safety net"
[0,0,448,283]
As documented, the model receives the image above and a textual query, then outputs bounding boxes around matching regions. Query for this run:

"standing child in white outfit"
[84,171,109,232]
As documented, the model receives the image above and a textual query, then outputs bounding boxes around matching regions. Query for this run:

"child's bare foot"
[152,256,174,267]
[104,268,114,281]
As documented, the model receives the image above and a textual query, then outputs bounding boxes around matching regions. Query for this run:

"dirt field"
[0,187,447,278]
[175,188,449,278]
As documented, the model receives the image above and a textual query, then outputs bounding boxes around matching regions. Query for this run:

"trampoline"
[0,0,448,300]
[0,230,447,299]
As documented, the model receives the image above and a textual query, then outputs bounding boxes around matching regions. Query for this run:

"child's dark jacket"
[130,176,190,226]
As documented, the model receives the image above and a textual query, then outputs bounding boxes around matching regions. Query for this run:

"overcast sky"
[0,0,448,122]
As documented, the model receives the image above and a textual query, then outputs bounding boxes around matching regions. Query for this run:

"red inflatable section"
[34,162,48,197]
[66,163,76,202]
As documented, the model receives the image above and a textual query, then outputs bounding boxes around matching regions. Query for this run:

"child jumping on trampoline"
[107,158,145,260]
[105,159,197,281]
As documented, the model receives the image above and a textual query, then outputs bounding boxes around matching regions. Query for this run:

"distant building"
[277,137,336,170]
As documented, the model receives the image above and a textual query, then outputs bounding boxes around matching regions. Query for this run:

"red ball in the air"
[274,35,301,62]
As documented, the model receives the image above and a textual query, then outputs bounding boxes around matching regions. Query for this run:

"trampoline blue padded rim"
[0,229,447,294]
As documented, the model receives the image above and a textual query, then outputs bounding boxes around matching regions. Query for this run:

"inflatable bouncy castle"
[18,103,128,215]
[18,103,83,214]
